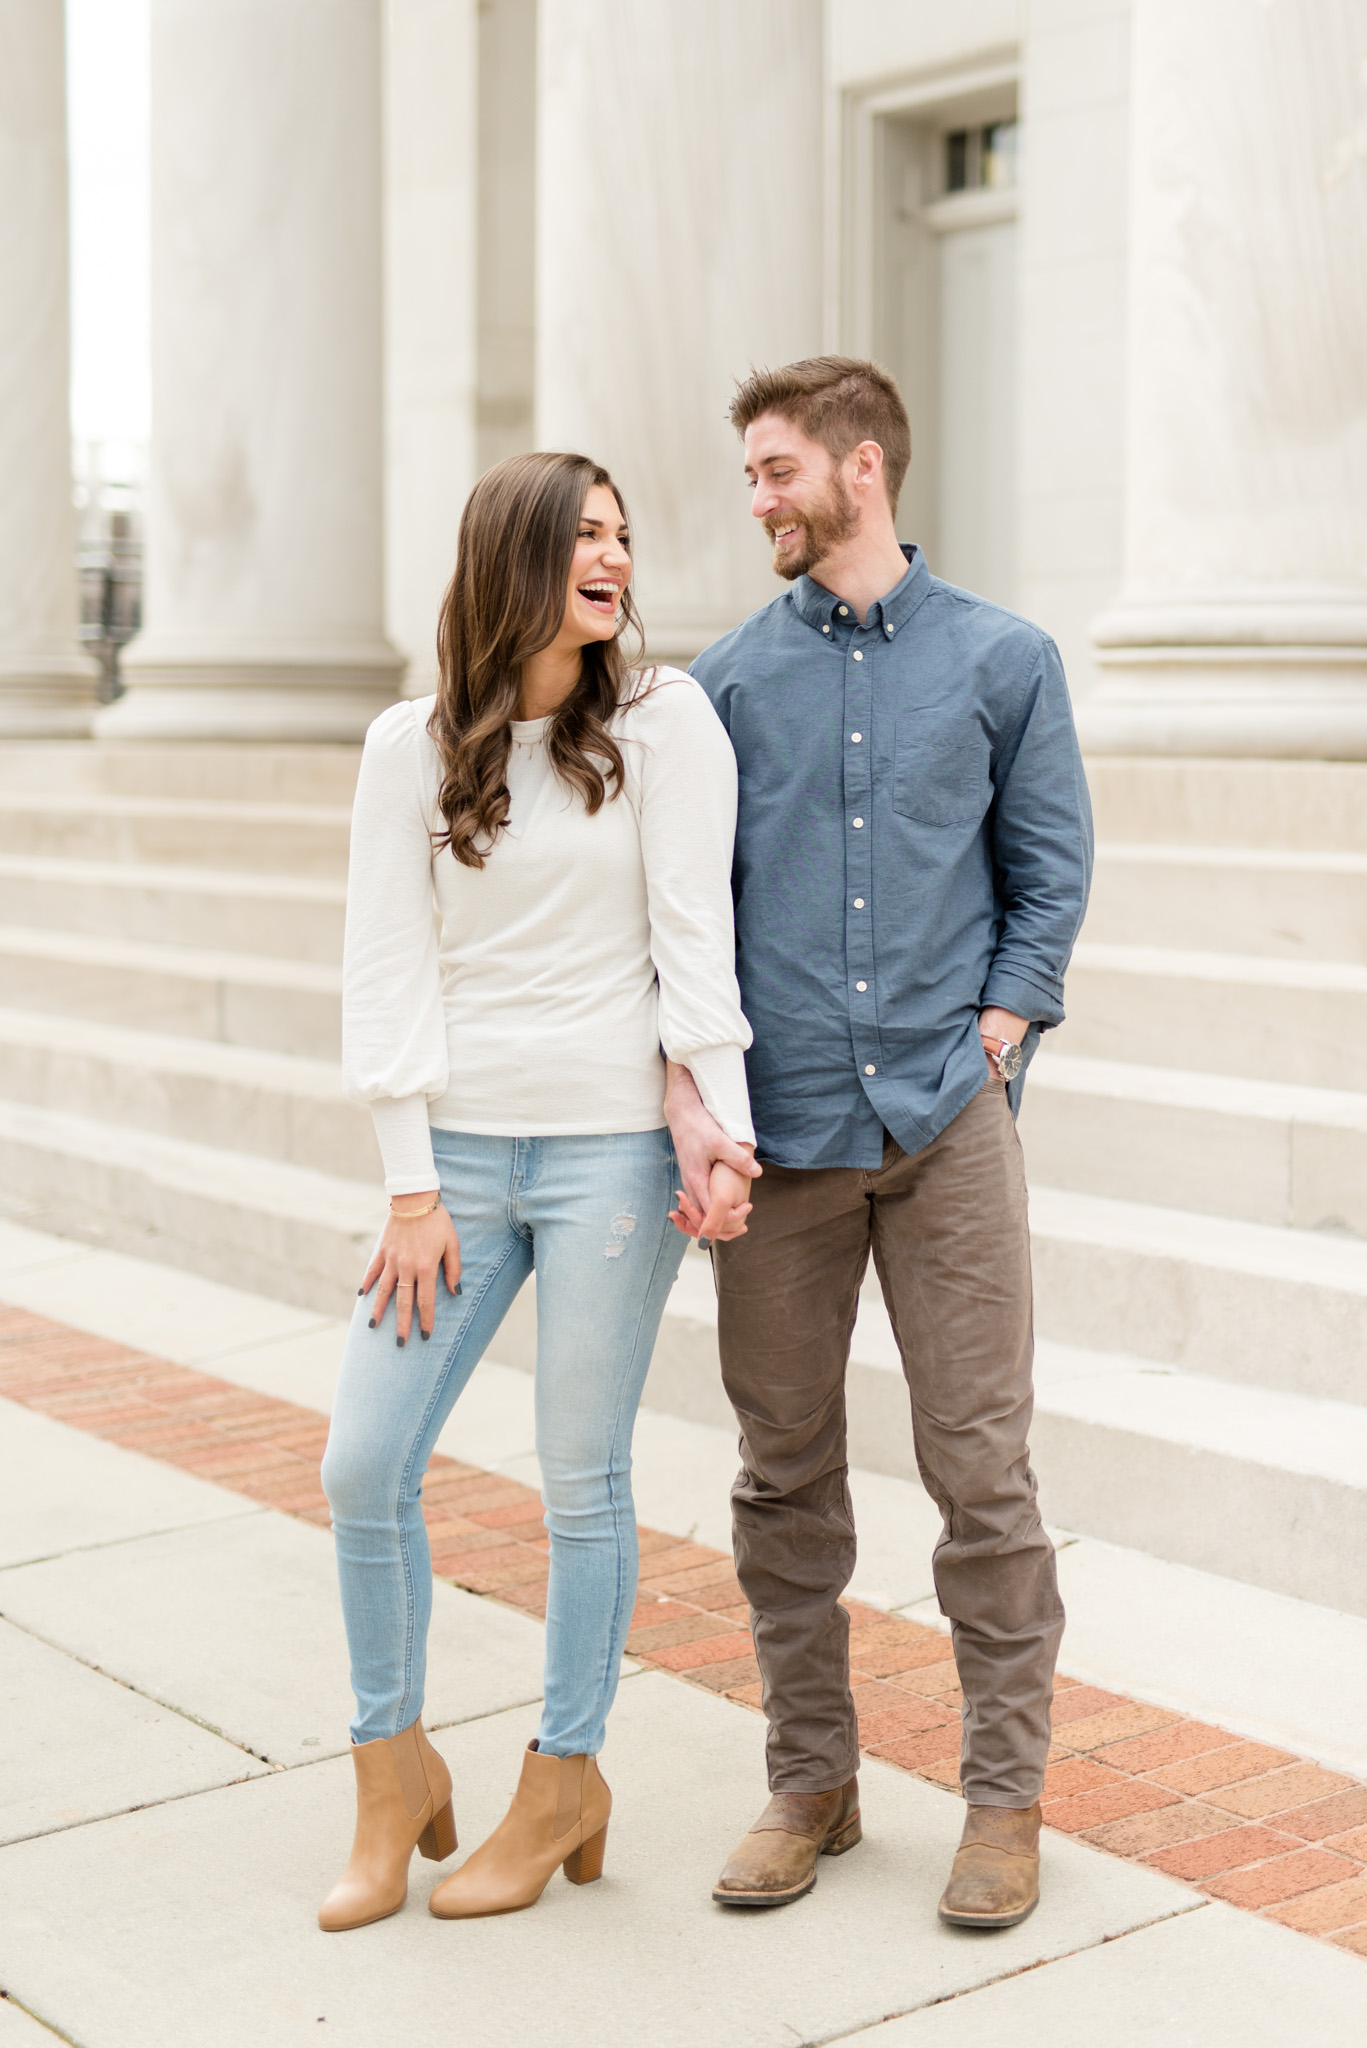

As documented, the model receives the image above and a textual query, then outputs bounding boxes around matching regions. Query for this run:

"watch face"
[999,1043,1023,1082]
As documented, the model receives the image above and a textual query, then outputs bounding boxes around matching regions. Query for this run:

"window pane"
[981,120,1018,190]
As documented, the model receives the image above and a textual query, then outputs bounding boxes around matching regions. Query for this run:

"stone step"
[1026,1341,1367,1618]
[0,855,346,963]
[1087,841,1367,964]
[1062,940,1367,1088]
[512,1255,1367,1619]
[0,1008,376,1181]
[1019,1051,1367,1237]
[2,1004,1360,1406]
[1028,1184,1367,1406]
[0,792,351,876]
[0,1098,383,1318]
[6,1092,1364,1614]
[0,738,362,804]
[0,926,340,1058]
[1086,756,1367,853]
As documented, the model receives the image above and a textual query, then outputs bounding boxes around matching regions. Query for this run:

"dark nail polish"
[420,1329,430,1341]
[356,1287,364,1296]
[698,1236,711,1250]
[454,1283,463,1296]
[396,1336,405,1349]
[367,1318,376,1329]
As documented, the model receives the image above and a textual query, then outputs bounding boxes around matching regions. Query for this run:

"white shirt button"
[851,732,862,742]
[886,624,894,636]
[856,980,867,991]
[838,605,849,616]
[852,650,863,661]
[865,1063,877,1075]
[852,817,863,828]
[853,897,865,908]
[821,623,830,633]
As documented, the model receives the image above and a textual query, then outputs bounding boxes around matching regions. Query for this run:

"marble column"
[0,1,100,737]
[384,0,478,699]
[1082,0,1367,757]
[100,0,403,741]
[535,1,825,664]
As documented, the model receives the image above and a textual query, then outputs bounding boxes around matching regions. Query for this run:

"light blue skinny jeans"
[321,1125,686,1754]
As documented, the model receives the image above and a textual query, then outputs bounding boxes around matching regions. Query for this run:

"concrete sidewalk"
[1,1231,1364,2043]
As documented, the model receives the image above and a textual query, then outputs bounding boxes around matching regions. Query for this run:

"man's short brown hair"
[729,356,912,515]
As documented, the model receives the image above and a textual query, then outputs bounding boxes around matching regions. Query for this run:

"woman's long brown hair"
[429,451,645,868]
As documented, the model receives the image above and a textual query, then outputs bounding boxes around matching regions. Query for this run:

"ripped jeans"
[321,1126,686,1755]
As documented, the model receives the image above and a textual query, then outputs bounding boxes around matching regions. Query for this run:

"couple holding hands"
[319,355,1093,1938]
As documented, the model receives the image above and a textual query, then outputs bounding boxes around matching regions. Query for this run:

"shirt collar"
[791,544,931,636]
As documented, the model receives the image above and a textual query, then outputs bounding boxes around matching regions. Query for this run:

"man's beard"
[764,476,859,581]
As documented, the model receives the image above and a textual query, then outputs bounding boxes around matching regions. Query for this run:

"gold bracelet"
[389,1196,441,1220]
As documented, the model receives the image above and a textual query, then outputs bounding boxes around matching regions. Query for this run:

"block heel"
[419,1798,458,1862]
[429,1745,613,1919]
[822,1810,863,1857]
[563,1821,607,1885]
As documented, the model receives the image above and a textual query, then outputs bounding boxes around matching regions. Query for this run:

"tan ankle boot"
[428,1742,611,1920]
[937,1801,1041,1929]
[318,1717,456,1932]
[713,1779,862,1907]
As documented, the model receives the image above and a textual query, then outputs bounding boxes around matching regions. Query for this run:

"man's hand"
[978,1007,1028,1077]
[664,1060,762,1243]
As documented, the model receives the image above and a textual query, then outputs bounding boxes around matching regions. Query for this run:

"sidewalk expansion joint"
[3,1295,1366,1961]
[0,1604,277,1771]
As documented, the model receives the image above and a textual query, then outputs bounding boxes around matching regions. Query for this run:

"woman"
[318,451,756,1932]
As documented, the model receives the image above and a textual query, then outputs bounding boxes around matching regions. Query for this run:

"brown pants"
[714,1079,1063,1809]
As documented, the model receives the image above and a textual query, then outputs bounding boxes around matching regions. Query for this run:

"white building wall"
[825,1,1020,87]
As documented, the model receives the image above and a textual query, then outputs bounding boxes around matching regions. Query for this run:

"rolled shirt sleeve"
[982,635,1094,1029]
[342,701,449,1195]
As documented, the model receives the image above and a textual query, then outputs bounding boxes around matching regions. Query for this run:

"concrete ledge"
[0,790,350,874]
[0,1009,376,1179]
[1064,942,1367,1088]
[1030,1185,1367,1402]
[0,926,340,1056]
[0,1100,381,1317]
[1084,755,1367,853]
[0,738,361,803]
[1022,1053,1367,1237]
[1086,840,1367,963]
[0,853,346,961]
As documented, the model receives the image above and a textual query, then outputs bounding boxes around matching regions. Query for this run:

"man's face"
[743,413,859,581]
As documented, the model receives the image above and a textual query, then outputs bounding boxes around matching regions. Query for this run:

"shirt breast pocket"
[892,714,992,827]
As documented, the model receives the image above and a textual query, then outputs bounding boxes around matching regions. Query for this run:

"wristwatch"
[985,1037,1024,1081]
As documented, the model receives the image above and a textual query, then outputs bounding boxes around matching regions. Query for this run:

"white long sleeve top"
[342,669,754,1194]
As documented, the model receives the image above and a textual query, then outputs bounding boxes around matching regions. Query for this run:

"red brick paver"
[2,1296,1365,1960]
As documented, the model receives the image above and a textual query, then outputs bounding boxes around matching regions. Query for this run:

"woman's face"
[562,483,631,646]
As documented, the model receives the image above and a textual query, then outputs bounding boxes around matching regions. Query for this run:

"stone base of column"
[95,642,406,742]
[1077,650,1367,760]
[0,656,102,739]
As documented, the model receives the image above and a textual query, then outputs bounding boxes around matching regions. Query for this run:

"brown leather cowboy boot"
[937,1801,1041,1928]
[712,1779,861,1906]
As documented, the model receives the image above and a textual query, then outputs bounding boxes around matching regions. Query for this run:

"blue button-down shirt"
[690,546,1093,1169]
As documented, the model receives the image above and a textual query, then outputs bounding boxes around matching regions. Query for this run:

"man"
[666,356,1092,1929]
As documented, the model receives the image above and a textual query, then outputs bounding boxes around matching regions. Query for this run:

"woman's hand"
[669,1158,755,1244]
[360,1195,462,1345]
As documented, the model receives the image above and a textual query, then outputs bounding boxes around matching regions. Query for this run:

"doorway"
[873,97,1020,607]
